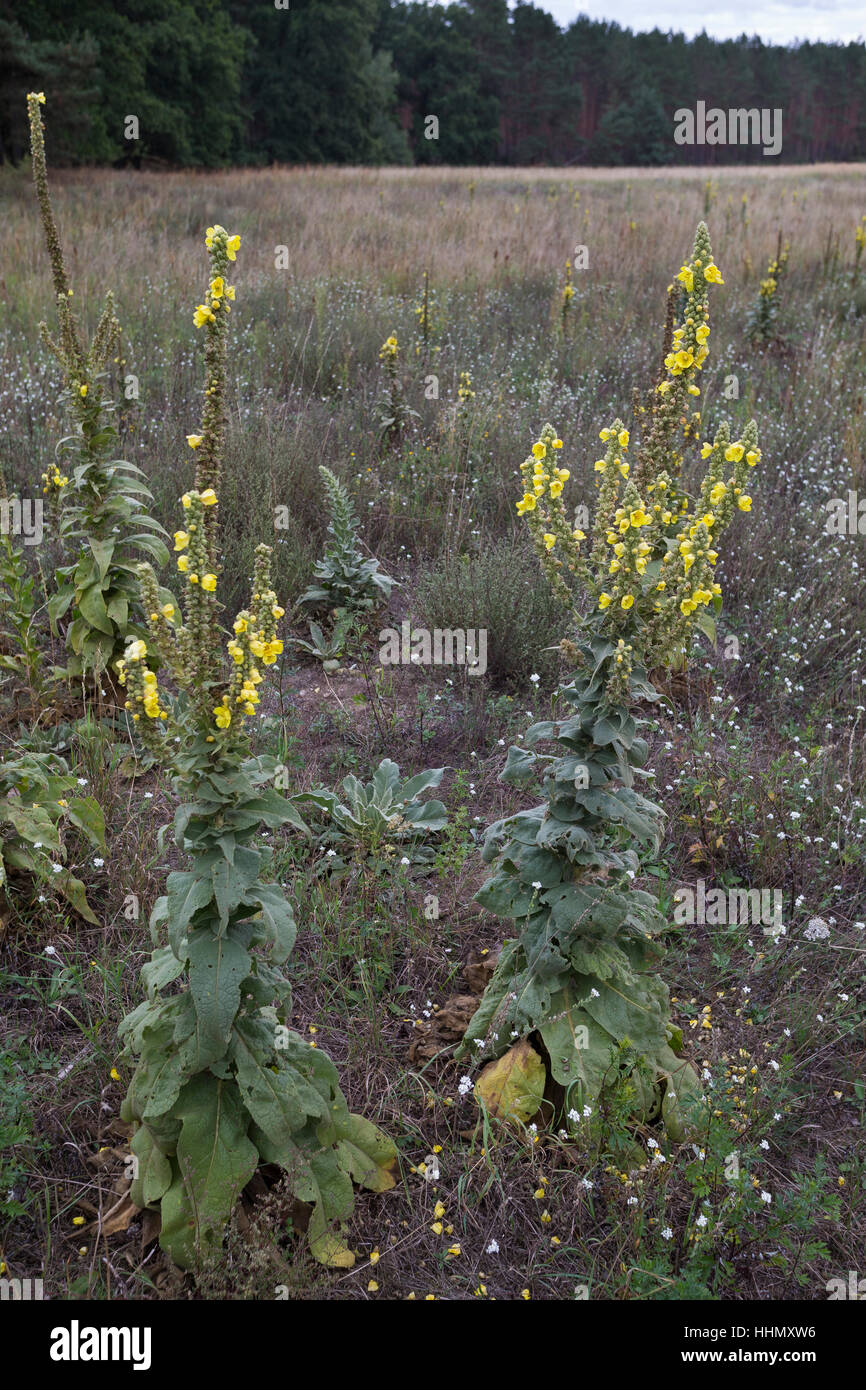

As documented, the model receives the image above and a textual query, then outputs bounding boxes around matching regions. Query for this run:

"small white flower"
[531,881,542,890]
[695,1214,708,1228]
[590,988,600,999]
[661,1227,673,1240]
[93,857,105,868]
[760,1139,770,1150]
[567,1108,580,1123]
[486,1239,500,1254]
[400,857,410,866]
[52,863,62,874]
[761,1190,772,1204]
[529,673,540,684]
[647,1137,658,1149]
[458,1075,473,1096]
[44,945,57,956]
[627,1196,638,1206]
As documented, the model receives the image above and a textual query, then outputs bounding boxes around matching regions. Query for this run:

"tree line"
[1,0,864,167]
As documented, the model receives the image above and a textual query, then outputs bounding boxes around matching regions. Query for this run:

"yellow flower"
[226,234,241,260]
[674,349,694,371]
[599,593,612,610]
[621,594,635,609]
[201,573,217,592]
[629,508,650,528]
[189,573,199,584]
[110,1067,121,1081]
[725,443,745,463]
[214,704,232,729]
[695,324,710,342]
[516,494,537,515]
[549,481,563,499]
[272,605,285,619]
[676,265,694,292]
[738,495,752,511]
[233,616,248,634]
[177,555,189,572]
[126,640,147,662]
[552,438,563,449]
[703,262,724,284]
[186,434,203,449]
[79,384,88,398]
[543,533,556,551]
[210,276,225,298]
[181,493,192,509]
[573,529,586,541]
[532,442,546,459]
[173,531,190,550]
[618,429,629,448]
[161,603,175,621]
[73,1216,85,1227]
[594,459,607,473]
[193,305,215,327]
[200,489,218,506]
[746,450,760,466]
[29,92,46,105]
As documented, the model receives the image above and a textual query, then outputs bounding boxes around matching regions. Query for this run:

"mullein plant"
[376,332,418,444]
[26,93,168,682]
[116,227,396,1271]
[746,235,789,345]
[299,466,395,616]
[560,258,575,337]
[853,217,866,286]
[457,224,760,1144]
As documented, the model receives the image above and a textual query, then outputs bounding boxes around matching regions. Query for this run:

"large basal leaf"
[538,983,620,1093]
[158,1075,258,1269]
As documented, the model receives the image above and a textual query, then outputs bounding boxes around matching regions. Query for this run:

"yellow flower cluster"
[174,489,218,588]
[117,639,168,721]
[213,547,284,731]
[192,227,238,328]
[41,464,68,493]
[193,271,236,329]
[457,370,475,403]
[379,334,398,361]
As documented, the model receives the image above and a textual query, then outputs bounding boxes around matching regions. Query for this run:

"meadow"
[1,157,865,1302]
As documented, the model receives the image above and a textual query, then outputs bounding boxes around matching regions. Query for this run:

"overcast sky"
[524,2,865,44]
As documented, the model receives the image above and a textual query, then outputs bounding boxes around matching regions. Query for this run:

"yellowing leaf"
[474,1041,545,1124]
